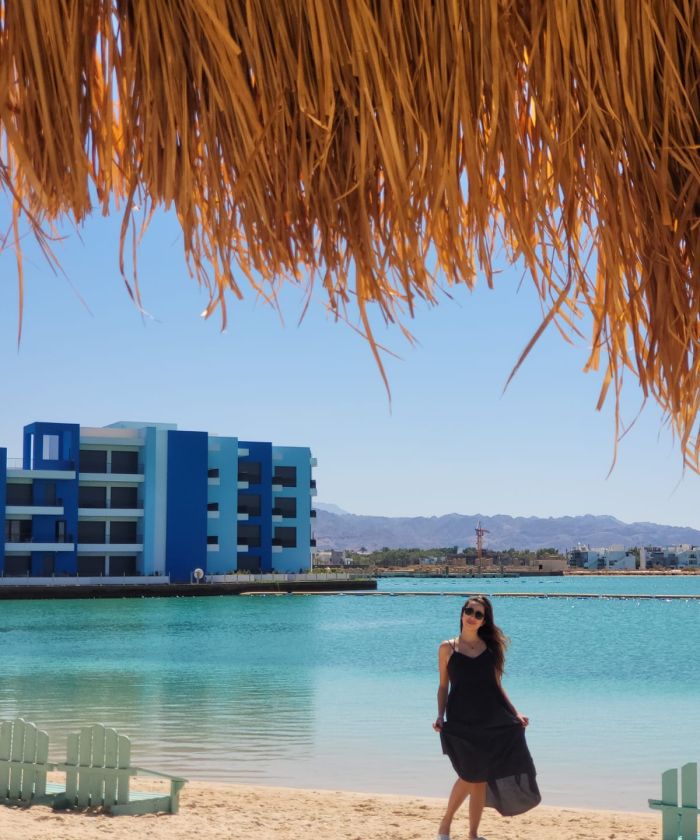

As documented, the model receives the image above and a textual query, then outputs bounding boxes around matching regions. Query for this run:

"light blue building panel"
[271,445,315,573]
[206,435,239,574]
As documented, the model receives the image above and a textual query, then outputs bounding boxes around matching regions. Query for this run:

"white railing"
[206,572,367,583]
[0,575,171,586]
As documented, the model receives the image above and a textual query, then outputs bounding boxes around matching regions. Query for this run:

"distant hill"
[314,502,351,516]
[314,509,700,552]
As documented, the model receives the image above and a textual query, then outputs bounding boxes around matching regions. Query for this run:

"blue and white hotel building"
[0,421,317,583]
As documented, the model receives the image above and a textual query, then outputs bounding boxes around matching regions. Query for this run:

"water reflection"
[0,598,318,780]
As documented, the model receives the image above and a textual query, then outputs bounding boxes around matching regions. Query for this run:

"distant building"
[1,421,316,583]
[568,545,636,570]
[530,554,568,573]
[641,545,700,569]
[315,549,350,567]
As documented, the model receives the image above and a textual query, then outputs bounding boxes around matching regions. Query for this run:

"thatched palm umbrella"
[0,1,698,468]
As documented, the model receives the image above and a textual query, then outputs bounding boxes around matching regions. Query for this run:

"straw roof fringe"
[0,1,698,468]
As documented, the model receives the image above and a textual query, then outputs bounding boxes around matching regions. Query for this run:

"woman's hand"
[516,712,529,727]
[432,716,444,732]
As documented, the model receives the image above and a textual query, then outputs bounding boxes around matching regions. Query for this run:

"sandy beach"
[0,780,658,840]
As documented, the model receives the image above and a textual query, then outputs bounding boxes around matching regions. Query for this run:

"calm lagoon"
[0,575,698,811]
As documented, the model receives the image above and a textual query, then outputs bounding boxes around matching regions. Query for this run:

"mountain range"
[313,504,700,552]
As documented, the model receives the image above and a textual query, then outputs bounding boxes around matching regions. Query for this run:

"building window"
[111,486,138,509]
[207,535,219,545]
[273,497,297,518]
[208,468,220,478]
[273,527,297,548]
[238,461,261,484]
[238,524,261,548]
[207,502,219,512]
[55,520,67,543]
[111,450,139,474]
[42,434,59,461]
[110,556,137,576]
[40,553,55,576]
[77,556,105,576]
[80,449,107,472]
[237,555,261,573]
[5,555,31,575]
[110,521,138,544]
[5,520,31,543]
[78,521,106,544]
[6,483,33,505]
[79,485,107,508]
[273,466,297,487]
[42,482,57,505]
[238,493,261,516]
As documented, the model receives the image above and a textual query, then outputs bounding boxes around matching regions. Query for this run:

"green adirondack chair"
[648,762,699,840]
[0,718,65,806]
[53,724,187,815]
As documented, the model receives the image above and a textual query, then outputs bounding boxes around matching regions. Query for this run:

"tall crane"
[475,520,490,572]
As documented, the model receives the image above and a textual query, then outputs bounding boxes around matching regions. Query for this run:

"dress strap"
[449,637,457,652]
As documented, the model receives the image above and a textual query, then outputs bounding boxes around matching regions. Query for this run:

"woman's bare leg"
[437,778,471,836]
[468,781,487,839]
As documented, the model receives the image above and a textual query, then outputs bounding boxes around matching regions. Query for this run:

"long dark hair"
[460,595,509,677]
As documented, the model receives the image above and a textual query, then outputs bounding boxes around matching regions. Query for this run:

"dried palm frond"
[0,1,698,468]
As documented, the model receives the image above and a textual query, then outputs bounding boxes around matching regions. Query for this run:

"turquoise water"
[0,575,698,812]
[379,573,700,596]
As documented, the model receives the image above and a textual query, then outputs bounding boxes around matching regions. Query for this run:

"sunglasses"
[462,606,485,621]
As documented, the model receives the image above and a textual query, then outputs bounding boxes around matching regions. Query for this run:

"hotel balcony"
[5,504,65,516]
[79,472,144,484]
[5,539,75,552]
[6,457,77,481]
[78,508,144,518]
[76,543,143,554]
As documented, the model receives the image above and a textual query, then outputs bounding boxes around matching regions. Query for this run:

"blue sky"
[0,205,697,530]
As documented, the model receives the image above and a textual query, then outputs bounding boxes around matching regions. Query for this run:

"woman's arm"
[496,672,529,727]
[432,641,452,731]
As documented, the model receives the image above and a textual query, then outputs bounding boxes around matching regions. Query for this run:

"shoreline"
[0,577,377,600]
[2,780,659,840]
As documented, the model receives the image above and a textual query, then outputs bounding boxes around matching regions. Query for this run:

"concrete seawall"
[0,577,377,600]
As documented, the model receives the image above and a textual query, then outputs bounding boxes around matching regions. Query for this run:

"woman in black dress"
[433,595,540,839]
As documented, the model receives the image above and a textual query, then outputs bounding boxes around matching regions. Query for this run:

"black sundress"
[439,642,541,816]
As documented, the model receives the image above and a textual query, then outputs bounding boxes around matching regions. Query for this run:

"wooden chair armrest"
[649,799,700,815]
[131,766,188,783]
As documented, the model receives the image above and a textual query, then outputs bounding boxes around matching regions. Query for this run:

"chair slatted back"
[0,719,49,802]
[660,768,679,840]
[651,763,699,840]
[64,725,132,807]
[680,762,698,840]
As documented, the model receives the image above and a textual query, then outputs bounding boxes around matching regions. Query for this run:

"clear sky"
[0,205,698,530]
